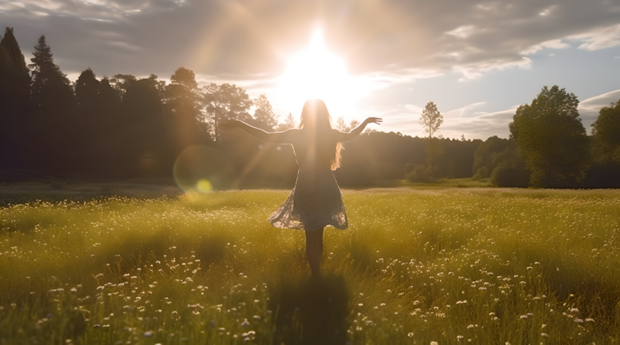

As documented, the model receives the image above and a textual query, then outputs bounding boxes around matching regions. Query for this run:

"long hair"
[298,99,343,170]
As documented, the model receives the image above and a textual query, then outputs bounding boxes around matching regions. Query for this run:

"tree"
[170,66,198,89]
[419,101,443,138]
[335,116,348,131]
[591,99,620,162]
[166,67,205,130]
[0,27,30,168]
[0,27,30,117]
[424,137,444,179]
[490,147,531,187]
[349,119,360,130]
[471,136,512,179]
[74,68,100,123]
[203,83,252,143]
[276,112,297,131]
[73,68,102,170]
[509,85,589,186]
[253,94,278,131]
[165,67,211,152]
[120,74,167,175]
[418,102,444,179]
[29,36,74,114]
[28,35,77,171]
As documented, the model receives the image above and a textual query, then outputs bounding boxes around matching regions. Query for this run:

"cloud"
[356,102,519,140]
[3,0,620,83]
[438,105,518,139]
[445,25,476,39]
[521,39,570,55]
[578,89,620,132]
[572,24,620,51]
[375,88,620,140]
[452,57,532,81]
[357,68,444,90]
[4,0,620,142]
[443,102,487,118]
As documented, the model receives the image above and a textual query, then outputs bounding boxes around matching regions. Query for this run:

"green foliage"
[203,83,253,143]
[335,116,347,131]
[419,101,443,138]
[509,85,589,187]
[166,67,211,146]
[276,113,297,131]
[591,99,620,163]
[28,35,78,171]
[489,147,531,187]
[252,94,278,131]
[491,165,530,188]
[2,189,620,344]
[584,102,620,187]
[472,136,512,178]
[423,138,444,179]
[170,67,198,90]
[0,27,30,118]
[74,68,100,123]
[0,27,28,76]
[75,71,124,174]
[29,35,73,107]
[405,164,434,183]
[472,167,488,181]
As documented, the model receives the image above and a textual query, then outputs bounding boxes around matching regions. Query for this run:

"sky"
[2,0,620,139]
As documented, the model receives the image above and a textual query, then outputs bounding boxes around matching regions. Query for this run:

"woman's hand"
[363,117,383,125]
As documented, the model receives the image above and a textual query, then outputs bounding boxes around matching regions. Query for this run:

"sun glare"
[278,30,369,117]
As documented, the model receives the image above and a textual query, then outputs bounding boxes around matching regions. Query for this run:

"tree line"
[1,27,619,188]
[468,86,620,188]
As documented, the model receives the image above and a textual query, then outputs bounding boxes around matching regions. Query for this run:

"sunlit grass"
[1,188,620,344]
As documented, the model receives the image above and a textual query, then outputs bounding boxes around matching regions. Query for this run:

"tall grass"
[1,188,619,344]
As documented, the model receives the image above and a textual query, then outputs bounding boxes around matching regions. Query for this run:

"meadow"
[1,184,620,344]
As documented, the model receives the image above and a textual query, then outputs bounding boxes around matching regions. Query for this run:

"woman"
[223,99,382,277]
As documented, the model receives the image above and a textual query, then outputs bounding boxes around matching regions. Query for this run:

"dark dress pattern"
[268,131,348,231]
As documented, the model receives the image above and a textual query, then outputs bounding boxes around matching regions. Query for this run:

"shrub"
[472,167,488,181]
[490,164,530,187]
[405,164,434,183]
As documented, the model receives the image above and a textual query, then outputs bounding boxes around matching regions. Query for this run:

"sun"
[277,30,369,117]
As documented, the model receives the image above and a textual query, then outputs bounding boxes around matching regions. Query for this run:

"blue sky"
[2,0,619,139]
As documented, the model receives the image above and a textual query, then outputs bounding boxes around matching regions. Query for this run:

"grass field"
[1,184,620,344]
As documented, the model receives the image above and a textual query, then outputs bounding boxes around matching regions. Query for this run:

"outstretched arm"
[334,117,383,142]
[221,119,298,143]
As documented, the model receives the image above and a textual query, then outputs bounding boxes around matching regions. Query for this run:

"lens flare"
[276,29,371,117]
[173,145,236,192]
[197,179,213,192]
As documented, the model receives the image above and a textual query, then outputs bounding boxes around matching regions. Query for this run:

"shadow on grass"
[270,274,350,345]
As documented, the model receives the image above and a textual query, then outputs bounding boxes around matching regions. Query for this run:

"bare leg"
[305,228,324,277]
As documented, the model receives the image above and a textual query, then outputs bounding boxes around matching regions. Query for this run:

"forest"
[1,27,619,188]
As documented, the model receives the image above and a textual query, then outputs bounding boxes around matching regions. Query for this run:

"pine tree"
[203,83,253,143]
[349,119,360,131]
[335,116,348,131]
[28,35,77,171]
[0,27,31,168]
[1,28,28,76]
[29,36,74,112]
[253,94,278,131]
[276,112,297,131]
